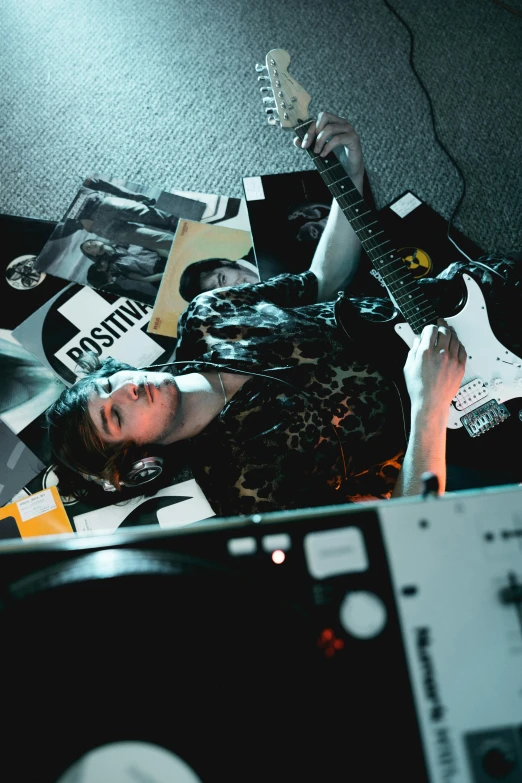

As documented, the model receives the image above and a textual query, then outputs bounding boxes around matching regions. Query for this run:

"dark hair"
[86,264,111,288]
[80,240,118,259]
[46,355,141,496]
[80,240,99,259]
[46,354,188,501]
[178,258,241,301]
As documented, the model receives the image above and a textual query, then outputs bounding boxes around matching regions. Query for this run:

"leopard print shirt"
[174,271,405,517]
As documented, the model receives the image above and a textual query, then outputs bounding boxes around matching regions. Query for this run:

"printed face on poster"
[148,219,257,338]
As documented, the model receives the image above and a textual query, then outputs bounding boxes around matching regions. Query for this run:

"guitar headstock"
[255,49,311,131]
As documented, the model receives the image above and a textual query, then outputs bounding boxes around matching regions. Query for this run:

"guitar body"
[259,48,522,490]
[335,277,522,490]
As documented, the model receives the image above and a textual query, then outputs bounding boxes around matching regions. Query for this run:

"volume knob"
[339,591,387,639]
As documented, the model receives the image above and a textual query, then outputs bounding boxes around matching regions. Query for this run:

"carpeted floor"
[1,0,521,256]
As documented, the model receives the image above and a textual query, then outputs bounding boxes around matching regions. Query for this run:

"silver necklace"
[217,370,228,408]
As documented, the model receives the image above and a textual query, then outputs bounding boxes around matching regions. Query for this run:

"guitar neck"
[295,119,438,334]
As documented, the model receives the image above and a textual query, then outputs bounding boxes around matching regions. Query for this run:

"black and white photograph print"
[33,174,207,307]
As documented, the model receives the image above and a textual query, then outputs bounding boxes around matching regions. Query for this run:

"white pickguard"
[394,274,522,430]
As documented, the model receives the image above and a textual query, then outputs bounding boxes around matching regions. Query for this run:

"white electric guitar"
[257,49,522,482]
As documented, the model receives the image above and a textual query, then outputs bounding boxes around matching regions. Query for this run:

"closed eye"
[105,380,121,426]
[99,378,120,430]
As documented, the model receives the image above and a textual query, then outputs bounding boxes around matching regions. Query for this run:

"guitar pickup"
[453,379,488,411]
[461,400,510,437]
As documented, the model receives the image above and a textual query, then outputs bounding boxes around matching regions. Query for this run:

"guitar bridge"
[460,399,510,437]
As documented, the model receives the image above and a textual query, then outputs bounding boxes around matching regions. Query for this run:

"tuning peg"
[265,107,276,115]
[255,63,268,73]
[262,96,276,104]
[259,86,272,94]
[257,75,270,82]
[267,116,281,127]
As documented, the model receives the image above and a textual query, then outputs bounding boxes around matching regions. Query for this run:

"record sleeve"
[13,464,214,535]
[0,213,73,464]
[243,169,334,280]
[13,283,177,387]
[72,478,216,535]
[148,219,256,338]
[169,188,250,230]
[0,419,45,507]
[0,328,65,465]
[243,171,484,298]
[33,174,207,307]
[0,212,68,330]
[376,190,484,277]
[0,485,72,540]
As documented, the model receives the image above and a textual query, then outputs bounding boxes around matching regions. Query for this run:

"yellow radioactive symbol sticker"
[398,246,432,278]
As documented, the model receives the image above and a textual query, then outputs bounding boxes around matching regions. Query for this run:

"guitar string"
[293,119,503,401]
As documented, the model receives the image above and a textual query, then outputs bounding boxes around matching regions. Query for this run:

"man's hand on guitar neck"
[296,111,365,302]
[392,319,467,499]
[294,111,365,189]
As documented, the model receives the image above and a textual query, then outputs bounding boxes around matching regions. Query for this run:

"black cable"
[382,0,474,264]
[491,0,522,19]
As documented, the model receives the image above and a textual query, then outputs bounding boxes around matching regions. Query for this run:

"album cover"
[0,212,68,331]
[0,419,46,508]
[0,213,70,465]
[72,479,216,535]
[148,219,256,338]
[0,330,65,465]
[168,188,251,231]
[243,171,484,297]
[375,189,484,278]
[12,283,177,387]
[12,464,215,535]
[0,486,72,540]
[243,169,334,281]
[33,174,207,307]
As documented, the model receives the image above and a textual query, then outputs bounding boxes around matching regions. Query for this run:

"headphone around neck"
[85,456,165,492]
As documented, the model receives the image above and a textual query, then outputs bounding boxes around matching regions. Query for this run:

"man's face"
[87,370,180,446]
[200,263,259,292]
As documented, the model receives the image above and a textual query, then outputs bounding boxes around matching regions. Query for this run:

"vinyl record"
[0,213,68,330]
[0,551,323,782]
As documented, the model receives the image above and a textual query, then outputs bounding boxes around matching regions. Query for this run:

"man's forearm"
[310,173,364,302]
[391,408,448,498]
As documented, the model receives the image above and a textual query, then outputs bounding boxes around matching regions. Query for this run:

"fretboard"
[295,119,438,334]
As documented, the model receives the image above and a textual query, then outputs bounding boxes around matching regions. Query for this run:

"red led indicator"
[317,628,344,657]
[271,549,286,564]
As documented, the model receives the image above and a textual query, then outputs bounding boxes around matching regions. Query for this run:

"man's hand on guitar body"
[393,318,467,499]
[404,318,467,420]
